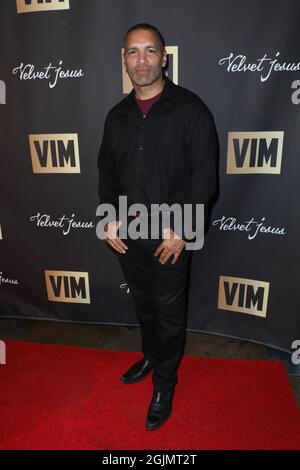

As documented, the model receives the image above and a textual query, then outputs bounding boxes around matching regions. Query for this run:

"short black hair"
[124,23,166,51]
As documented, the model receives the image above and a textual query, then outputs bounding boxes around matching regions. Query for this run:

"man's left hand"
[154,228,186,264]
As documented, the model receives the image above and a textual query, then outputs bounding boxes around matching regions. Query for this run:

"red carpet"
[0,340,300,450]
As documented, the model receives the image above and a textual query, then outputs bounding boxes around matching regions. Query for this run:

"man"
[98,23,218,430]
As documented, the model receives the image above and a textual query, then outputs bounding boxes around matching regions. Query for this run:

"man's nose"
[137,50,147,63]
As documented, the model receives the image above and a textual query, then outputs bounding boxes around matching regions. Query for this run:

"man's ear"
[162,49,167,67]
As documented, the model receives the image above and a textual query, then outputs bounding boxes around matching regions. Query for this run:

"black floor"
[1,318,299,410]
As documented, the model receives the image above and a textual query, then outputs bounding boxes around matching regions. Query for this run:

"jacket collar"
[124,75,179,107]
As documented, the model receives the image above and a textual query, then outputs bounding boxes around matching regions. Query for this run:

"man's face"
[123,28,167,87]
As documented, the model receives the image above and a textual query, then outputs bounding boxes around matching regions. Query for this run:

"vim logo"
[0,340,6,365]
[29,133,80,173]
[218,275,270,317]
[16,0,70,14]
[45,270,90,304]
[227,131,283,174]
[0,80,6,104]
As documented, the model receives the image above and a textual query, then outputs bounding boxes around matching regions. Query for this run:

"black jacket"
[98,76,218,239]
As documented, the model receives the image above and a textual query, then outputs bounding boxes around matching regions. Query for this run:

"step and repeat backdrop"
[0,0,299,352]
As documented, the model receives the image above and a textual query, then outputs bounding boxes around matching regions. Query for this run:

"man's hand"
[154,228,186,264]
[104,220,128,254]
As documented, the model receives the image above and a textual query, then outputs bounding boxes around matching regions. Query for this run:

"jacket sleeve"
[174,104,218,243]
[97,113,119,223]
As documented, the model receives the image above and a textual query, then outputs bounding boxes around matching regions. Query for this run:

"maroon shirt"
[135,91,162,117]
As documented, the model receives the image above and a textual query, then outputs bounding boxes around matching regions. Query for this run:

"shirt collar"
[124,75,178,107]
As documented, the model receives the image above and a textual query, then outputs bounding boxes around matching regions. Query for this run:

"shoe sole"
[120,368,153,384]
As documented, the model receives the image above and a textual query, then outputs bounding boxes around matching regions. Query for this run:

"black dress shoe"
[146,391,173,431]
[120,358,154,384]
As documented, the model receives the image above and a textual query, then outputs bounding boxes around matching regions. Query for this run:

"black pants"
[117,228,192,395]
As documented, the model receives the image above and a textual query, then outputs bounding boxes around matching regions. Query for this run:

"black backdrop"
[0,0,300,352]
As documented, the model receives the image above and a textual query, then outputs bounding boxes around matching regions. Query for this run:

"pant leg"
[150,243,192,394]
[117,229,192,392]
[116,238,160,364]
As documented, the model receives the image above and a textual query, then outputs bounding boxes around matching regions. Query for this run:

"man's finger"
[115,239,128,252]
[116,238,128,251]
[159,249,173,264]
[154,242,165,257]
[106,239,120,253]
[172,246,185,264]
[171,251,181,264]
[106,238,126,254]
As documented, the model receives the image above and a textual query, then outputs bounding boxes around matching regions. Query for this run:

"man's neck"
[134,77,165,101]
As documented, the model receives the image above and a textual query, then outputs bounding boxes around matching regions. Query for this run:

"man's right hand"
[104,220,128,254]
